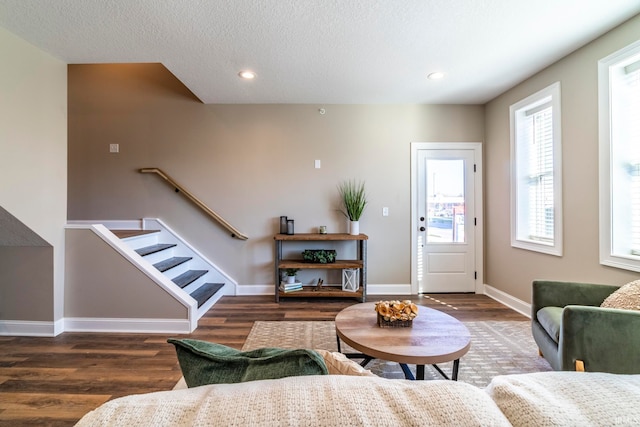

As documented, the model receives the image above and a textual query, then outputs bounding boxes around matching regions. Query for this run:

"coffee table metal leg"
[451,359,460,381]
[416,364,425,380]
[400,363,415,380]
[399,364,427,380]
[431,364,448,380]
[430,361,460,381]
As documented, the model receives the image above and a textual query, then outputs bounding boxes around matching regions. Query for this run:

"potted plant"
[338,179,367,235]
[302,249,337,263]
[284,268,300,284]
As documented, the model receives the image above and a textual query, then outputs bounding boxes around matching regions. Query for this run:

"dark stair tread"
[112,230,160,239]
[135,243,177,257]
[153,257,192,272]
[172,270,208,288]
[191,283,224,308]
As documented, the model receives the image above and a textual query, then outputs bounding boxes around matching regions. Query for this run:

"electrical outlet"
[109,144,119,153]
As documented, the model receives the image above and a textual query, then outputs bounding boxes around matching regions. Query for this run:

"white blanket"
[76,375,511,426]
[486,371,640,426]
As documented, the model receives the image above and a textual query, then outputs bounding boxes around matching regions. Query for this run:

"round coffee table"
[335,302,471,380]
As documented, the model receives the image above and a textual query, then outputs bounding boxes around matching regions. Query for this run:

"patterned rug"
[242,320,552,387]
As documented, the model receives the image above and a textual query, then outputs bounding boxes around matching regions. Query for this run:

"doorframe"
[410,142,484,294]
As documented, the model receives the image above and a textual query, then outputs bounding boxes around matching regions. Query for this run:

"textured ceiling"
[1,0,639,104]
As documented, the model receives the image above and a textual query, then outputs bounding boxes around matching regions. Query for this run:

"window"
[599,40,640,272]
[510,82,562,255]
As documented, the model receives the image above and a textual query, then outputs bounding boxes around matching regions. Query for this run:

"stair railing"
[140,168,249,240]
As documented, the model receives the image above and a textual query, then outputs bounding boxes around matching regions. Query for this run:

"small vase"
[279,216,288,234]
[286,275,296,284]
[350,220,360,236]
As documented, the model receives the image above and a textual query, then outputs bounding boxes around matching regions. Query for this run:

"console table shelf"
[274,233,368,302]
[278,260,364,269]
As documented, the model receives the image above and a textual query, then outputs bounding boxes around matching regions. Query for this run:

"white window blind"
[510,82,562,256]
[612,60,640,256]
[599,39,640,272]
[524,104,554,242]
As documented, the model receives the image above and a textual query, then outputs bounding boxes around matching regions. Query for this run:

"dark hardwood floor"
[0,294,527,426]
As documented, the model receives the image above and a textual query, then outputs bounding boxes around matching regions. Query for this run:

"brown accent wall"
[484,14,640,302]
[64,229,187,318]
[0,247,54,321]
[68,63,485,288]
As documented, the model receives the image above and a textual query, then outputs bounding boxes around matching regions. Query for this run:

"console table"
[274,233,367,302]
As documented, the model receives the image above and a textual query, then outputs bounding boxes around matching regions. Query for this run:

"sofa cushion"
[76,375,512,427]
[536,306,563,343]
[486,371,640,426]
[167,339,327,387]
[601,279,640,311]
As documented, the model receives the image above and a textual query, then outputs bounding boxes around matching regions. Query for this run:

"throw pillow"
[167,339,328,387]
[314,349,376,377]
[600,279,640,311]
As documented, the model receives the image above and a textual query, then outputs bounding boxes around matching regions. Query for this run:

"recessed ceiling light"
[238,70,257,79]
[427,72,445,80]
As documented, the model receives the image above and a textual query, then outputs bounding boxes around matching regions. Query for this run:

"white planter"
[350,220,360,235]
[286,275,296,284]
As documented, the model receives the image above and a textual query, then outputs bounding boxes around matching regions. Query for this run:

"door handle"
[419,226,426,232]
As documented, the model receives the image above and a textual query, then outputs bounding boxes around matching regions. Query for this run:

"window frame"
[598,39,640,272]
[510,82,563,256]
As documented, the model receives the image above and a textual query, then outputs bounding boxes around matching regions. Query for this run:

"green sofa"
[532,280,640,373]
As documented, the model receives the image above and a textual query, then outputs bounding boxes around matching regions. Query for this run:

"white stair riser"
[140,248,176,265]
[120,233,160,250]
[161,261,192,278]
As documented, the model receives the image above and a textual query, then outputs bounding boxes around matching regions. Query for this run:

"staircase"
[112,226,229,317]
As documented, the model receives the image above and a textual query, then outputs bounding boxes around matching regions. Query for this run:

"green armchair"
[532,280,640,373]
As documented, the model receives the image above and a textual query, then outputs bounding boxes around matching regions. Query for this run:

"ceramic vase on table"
[350,220,360,236]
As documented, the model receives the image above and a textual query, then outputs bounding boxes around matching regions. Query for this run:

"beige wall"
[484,14,640,303]
[68,64,484,288]
[0,27,67,321]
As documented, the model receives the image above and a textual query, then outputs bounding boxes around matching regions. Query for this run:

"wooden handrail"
[140,168,248,240]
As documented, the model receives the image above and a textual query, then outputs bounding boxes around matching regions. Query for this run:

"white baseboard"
[235,284,273,296]
[483,284,531,318]
[64,317,193,334]
[235,284,412,296]
[0,320,60,337]
[54,318,65,336]
[367,284,412,295]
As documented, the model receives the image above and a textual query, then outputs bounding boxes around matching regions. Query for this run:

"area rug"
[242,320,552,387]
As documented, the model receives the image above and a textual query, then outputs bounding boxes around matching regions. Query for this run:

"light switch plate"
[109,144,119,153]
[314,159,321,168]
[382,207,389,216]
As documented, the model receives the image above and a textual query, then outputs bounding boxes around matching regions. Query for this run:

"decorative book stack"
[279,281,303,293]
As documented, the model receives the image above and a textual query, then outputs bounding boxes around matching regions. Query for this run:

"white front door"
[411,143,482,293]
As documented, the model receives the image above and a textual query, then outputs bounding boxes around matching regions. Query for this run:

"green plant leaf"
[338,179,367,221]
